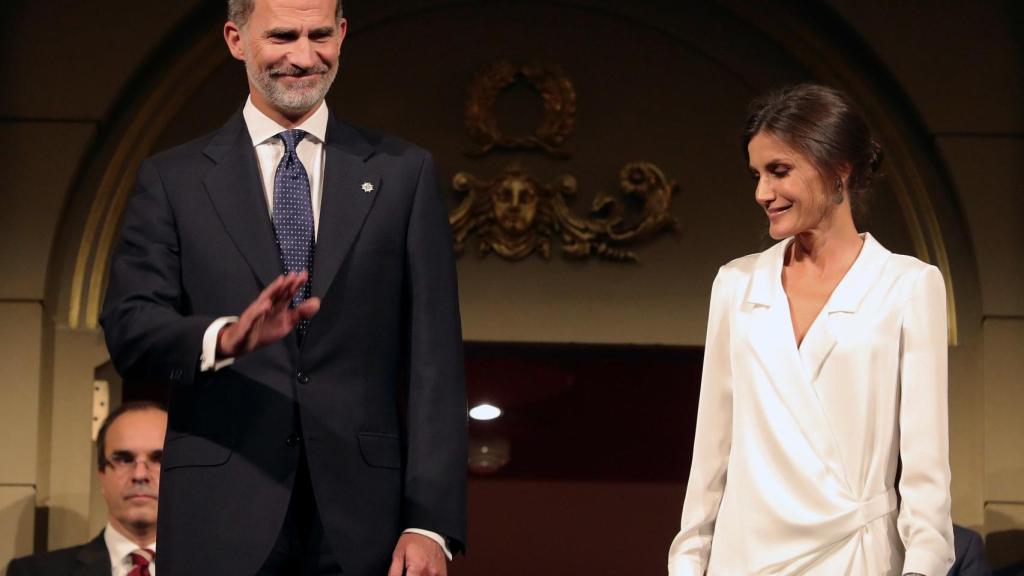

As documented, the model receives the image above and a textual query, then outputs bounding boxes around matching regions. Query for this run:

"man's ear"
[336,18,348,52]
[97,468,108,497]
[224,21,246,61]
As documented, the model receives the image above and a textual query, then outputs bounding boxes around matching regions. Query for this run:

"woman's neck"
[789,222,863,272]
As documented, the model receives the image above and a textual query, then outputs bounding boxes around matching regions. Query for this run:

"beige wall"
[0,305,43,564]
[0,0,1020,570]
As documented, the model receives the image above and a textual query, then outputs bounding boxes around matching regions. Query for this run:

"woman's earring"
[833,178,844,204]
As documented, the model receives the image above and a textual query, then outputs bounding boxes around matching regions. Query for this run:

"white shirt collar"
[242,95,329,146]
[104,521,156,565]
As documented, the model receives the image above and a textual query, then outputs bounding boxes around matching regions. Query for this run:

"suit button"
[297,372,310,385]
[285,434,301,447]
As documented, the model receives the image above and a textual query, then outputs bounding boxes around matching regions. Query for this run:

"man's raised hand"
[216,272,320,359]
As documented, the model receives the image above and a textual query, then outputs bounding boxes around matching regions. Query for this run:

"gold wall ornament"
[449,162,679,262]
[464,60,576,158]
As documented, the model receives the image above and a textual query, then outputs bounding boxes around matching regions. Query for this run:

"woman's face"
[747,131,832,240]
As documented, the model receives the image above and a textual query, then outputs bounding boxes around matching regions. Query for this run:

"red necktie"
[128,548,154,576]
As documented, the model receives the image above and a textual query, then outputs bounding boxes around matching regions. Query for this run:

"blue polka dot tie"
[272,129,314,336]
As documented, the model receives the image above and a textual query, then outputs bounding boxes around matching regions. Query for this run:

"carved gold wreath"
[464,60,576,158]
[449,162,679,262]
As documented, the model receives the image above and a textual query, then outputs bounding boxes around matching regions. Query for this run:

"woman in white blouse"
[668,84,954,576]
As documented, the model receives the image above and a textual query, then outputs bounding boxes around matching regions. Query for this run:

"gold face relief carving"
[450,163,678,262]
[452,60,678,262]
[451,166,555,260]
[492,172,540,235]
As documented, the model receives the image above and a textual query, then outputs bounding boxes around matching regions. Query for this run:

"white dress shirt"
[199,96,328,372]
[198,97,451,559]
[668,233,953,576]
[104,522,156,576]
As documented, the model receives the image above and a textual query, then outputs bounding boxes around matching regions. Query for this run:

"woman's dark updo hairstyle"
[742,83,884,222]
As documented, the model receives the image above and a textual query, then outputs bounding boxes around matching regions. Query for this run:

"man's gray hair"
[227,0,344,27]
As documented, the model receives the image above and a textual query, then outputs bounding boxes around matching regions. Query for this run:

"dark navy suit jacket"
[101,110,466,576]
[6,533,109,576]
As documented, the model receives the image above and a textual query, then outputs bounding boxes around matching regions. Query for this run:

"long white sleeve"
[897,266,954,575]
[668,268,734,576]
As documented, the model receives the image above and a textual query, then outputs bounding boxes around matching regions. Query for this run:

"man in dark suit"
[7,402,166,576]
[99,0,466,575]
[949,524,993,576]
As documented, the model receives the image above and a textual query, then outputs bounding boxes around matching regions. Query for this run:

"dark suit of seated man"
[949,524,993,576]
[7,402,167,576]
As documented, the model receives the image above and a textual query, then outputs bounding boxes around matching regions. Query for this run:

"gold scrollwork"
[450,163,678,262]
[464,60,576,158]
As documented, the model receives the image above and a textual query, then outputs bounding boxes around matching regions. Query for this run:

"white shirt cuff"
[402,529,452,561]
[200,316,239,372]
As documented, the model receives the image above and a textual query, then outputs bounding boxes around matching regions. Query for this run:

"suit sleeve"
[958,529,993,576]
[668,268,733,576]
[402,151,468,553]
[898,266,955,576]
[5,557,31,576]
[100,159,214,387]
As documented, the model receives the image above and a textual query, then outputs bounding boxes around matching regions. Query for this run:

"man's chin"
[270,89,328,115]
[124,495,158,508]
[124,516,158,532]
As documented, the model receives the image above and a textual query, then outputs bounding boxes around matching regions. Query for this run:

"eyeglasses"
[104,451,163,474]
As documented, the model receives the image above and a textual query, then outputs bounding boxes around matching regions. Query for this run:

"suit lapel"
[745,239,848,488]
[71,533,111,576]
[202,111,283,289]
[310,114,380,300]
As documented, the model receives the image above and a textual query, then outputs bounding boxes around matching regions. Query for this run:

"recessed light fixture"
[469,403,502,421]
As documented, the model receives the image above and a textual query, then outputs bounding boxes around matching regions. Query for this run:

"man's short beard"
[247,59,337,115]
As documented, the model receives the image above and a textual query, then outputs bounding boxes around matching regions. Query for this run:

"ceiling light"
[469,403,502,421]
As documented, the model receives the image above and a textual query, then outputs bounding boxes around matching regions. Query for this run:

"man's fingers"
[402,560,424,576]
[268,276,297,306]
[226,273,314,355]
[295,297,320,319]
[241,297,272,322]
[219,297,269,356]
[245,313,265,351]
[387,551,405,576]
[264,272,299,298]
[282,271,308,294]
[259,274,289,301]
[235,300,270,339]
[268,272,311,310]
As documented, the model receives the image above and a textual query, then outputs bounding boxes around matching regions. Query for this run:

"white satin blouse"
[668,234,954,576]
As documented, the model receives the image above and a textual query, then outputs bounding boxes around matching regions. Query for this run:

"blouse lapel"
[745,238,849,488]
[801,233,890,382]
[799,313,838,383]
[745,241,806,394]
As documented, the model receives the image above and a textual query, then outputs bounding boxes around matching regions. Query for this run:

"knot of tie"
[128,548,154,576]
[278,129,307,156]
